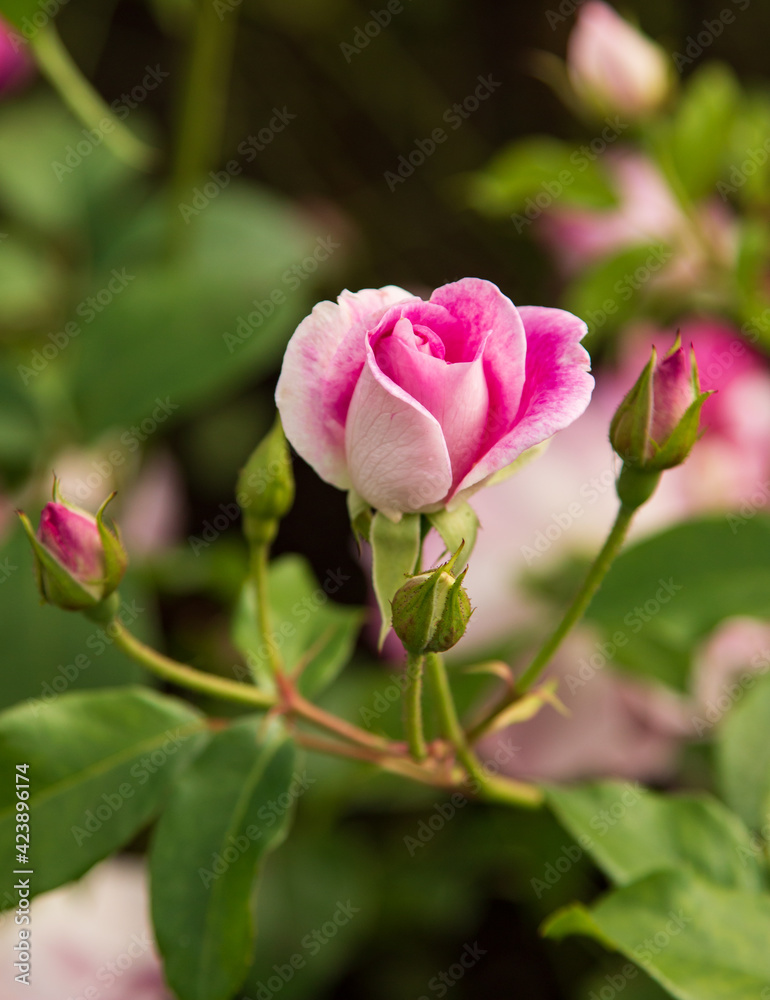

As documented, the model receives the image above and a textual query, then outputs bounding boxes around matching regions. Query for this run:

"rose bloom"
[276,278,594,518]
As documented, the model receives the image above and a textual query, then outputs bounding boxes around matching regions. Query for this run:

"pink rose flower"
[0,17,33,97]
[567,1,671,120]
[276,278,594,518]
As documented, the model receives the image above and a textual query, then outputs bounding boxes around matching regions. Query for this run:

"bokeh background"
[3,1,770,997]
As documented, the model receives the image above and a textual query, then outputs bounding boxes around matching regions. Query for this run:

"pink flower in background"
[454,318,770,782]
[478,637,689,784]
[567,1,671,120]
[0,17,33,97]
[538,152,736,286]
[0,858,171,999]
[464,317,770,650]
[692,617,770,729]
[277,279,593,518]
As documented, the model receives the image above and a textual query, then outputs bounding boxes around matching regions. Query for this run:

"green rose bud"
[237,417,295,546]
[391,544,472,654]
[610,336,710,472]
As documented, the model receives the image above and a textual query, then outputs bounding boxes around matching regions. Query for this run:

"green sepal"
[347,489,372,547]
[95,492,128,597]
[425,566,473,653]
[427,502,479,573]
[370,511,421,649]
[609,348,655,464]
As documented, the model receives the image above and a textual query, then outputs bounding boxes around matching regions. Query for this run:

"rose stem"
[404,653,428,760]
[112,619,392,752]
[250,545,283,676]
[468,502,636,742]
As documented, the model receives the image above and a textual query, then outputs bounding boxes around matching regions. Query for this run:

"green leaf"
[547,782,765,892]
[0,525,153,710]
[70,184,329,434]
[586,516,770,691]
[717,672,770,830]
[233,555,364,697]
[563,244,671,346]
[466,136,617,218]
[726,92,770,208]
[150,717,297,1000]
[664,63,741,201]
[0,234,65,333]
[0,96,139,236]
[545,870,770,1000]
[427,502,479,573]
[0,362,42,487]
[0,0,44,29]
[370,511,421,648]
[0,687,207,903]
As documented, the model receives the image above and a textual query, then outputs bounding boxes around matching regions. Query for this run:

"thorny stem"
[112,620,540,806]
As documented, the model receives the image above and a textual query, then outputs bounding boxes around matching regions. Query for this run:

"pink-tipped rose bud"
[567,2,672,120]
[17,481,127,612]
[610,336,711,476]
[0,17,33,97]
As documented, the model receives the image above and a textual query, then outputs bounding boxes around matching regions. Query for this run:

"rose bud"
[236,417,295,547]
[567,1,672,120]
[0,17,33,98]
[276,279,593,520]
[392,545,472,655]
[610,337,711,507]
[17,482,127,612]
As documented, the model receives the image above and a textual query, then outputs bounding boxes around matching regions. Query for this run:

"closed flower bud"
[17,481,127,612]
[391,545,472,654]
[0,17,33,98]
[237,417,295,546]
[567,1,672,121]
[610,336,710,473]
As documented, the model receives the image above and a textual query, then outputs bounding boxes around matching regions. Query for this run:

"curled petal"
[345,341,453,519]
[454,306,593,497]
[276,286,415,487]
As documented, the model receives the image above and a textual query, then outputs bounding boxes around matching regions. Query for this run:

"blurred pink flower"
[692,617,770,732]
[0,18,33,97]
[478,636,689,784]
[456,318,770,782]
[538,151,736,288]
[0,857,171,999]
[464,318,770,650]
[567,1,671,120]
[120,451,187,558]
